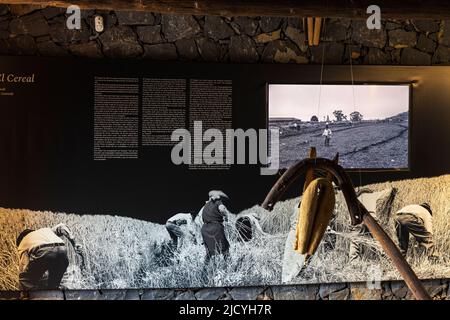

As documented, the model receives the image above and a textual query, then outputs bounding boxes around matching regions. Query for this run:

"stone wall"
[1,4,450,64]
[0,4,449,300]
[0,279,449,300]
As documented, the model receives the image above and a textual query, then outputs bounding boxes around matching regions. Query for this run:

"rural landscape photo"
[1,175,448,290]
[269,84,410,169]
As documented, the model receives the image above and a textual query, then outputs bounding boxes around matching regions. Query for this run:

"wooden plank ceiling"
[1,0,450,19]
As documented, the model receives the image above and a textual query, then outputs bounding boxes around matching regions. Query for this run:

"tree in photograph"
[333,110,345,122]
[310,115,318,122]
[350,111,363,122]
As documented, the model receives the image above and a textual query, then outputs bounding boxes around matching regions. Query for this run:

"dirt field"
[275,121,408,169]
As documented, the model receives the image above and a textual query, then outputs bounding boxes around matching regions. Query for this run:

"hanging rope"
[316,19,327,123]
[315,18,328,168]
[349,45,364,214]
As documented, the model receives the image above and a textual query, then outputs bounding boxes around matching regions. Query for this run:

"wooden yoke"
[262,154,431,300]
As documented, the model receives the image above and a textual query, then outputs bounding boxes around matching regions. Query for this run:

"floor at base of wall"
[0,279,449,300]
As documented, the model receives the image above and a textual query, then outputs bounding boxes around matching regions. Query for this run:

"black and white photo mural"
[0,57,449,291]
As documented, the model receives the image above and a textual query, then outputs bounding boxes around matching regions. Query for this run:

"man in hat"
[394,203,435,257]
[165,210,203,250]
[16,223,83,291]
[201,190,232,263]
[322,124,332,147]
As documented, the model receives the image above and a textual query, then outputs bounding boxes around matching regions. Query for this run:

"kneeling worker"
[165,211,203,250]
[16,223,83,290]
[395,203,435,257]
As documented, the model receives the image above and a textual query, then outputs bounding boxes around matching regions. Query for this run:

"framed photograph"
[268,83,411,170]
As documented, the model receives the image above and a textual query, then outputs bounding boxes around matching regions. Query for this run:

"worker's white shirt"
[323,129,332,137]
[168,211,203,243]
[167,213,193,224]
[18,228,64,257]
[396,205,433,234]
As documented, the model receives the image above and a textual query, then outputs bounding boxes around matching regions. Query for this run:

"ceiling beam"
[1,0,450,19]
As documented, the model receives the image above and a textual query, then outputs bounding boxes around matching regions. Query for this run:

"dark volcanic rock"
[69,41,103,58]
[262,40,307,63]
[390,48,402,64]
[388,29,417,48]
[42,7,65,20]
[328,288,350,300]
[439,20,450,46]
[9,12,49,37]
[412,20,440,33]
[137,289,176,300]
[322,20,349,42]
[401,47,431,65]
[366,47,390,64]
[175,38,199,60]
[0,20,8,30]
[234,17,258,36]
[229,35,258,62]
[310,42,345,64]
[0,29,8,40]
[49,17,91,43]
[417,34,437,53]
[100,26,143,58]
[37,41,68,56]
[28,290,65,300]
[143,43,178,60]
[350,284,382,300]
[319,283,347,299]
[229,287,264,300]
[259,17,282,33]
[272,285,318,300]
[174,290,196,300]
[390,282,408,299]
[194,288,227,300]
[195,37,220,61]
[344,44,363,63]
[352,20,386,48]
[65,290,103,300]
[116,11,155,25]
[286,17,302,30]
[9,4,43,16]
[6,35,37,55]
[385,20,402,31]
[136,25,162,44]
[284,26,307,52]
[204,16,234,41]
[0,4,9,16]
[432,45,450,64]
[161,15,200,42]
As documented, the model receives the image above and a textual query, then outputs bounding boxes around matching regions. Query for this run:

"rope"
[314,18,328,167]
[316,19,327,123]
[349,47,364,219]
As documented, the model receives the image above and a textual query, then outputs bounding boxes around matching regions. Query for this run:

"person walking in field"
[394,203,436,258]
[322,124,332,147]
[16,223,83,291]
[201,190,232,264]
[165,210,203,250]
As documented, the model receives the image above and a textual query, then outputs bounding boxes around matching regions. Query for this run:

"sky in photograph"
[268,84,409,121]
